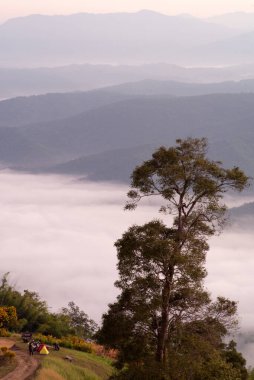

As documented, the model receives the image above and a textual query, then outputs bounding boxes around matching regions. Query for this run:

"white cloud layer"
[0,171,158,322]
[1,170,254,336]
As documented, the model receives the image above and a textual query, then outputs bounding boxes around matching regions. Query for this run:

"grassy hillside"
[34,347,114,380]
[0,336,114,380]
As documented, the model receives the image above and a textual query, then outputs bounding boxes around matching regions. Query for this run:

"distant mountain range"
[230,202,254,218]
[208,12,254,32]
[0,11,245,67]
[201,31,254,65]
[106,78,254,96]
[227,202,254,228]
[4,63,254,98]
[1,89,254,184]
[4,78,254,128]
[0,91,132,127]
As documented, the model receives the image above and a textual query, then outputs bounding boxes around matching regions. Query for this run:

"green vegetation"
[0,328,12,337]
[99,138,249,379]
[34,333,93,353]
[61,302,98,339]
[248,369,254,380]
[0,306,17,329]
[0,273,97,338]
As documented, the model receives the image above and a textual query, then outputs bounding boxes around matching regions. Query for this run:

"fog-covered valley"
[1,170,254,364]
[0,171,253,325]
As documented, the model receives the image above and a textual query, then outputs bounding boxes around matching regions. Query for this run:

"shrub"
[90,342,118,359]
[73,342,92,353]
[1,346,8,353]
[4,350,16,360]
[33,333,93,353]
[0,328,11,337]
[33,332,117,358]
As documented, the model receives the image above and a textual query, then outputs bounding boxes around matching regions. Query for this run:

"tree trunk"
[156,276,172,363]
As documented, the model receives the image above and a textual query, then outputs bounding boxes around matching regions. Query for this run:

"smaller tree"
[61,301,98,338]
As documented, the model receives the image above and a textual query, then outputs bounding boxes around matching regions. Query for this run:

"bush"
[4,350,16,360]
[73,342,92,353]
[110,363,168,380]
[0,348,16,364]
[33,332,117,358]
[90,342,118,359]
[0,328,11,337]
[33,333,93,353]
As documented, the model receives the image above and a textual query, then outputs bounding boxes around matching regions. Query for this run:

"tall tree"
[124,137,249,363]
[99,138,249,379]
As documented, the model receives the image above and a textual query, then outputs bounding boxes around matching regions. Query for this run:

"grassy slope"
[34,346,115,380]
[0,336,114,380]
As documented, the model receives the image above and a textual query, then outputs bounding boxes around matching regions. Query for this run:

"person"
[28,340,34,356]
[53,342,60,351]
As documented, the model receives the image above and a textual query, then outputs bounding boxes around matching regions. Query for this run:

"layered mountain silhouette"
[105,78,254,96]
[230,202,254,218]
[0,11,240,67]
[3,78,254,129]
[4,63,254,98]
[1,91,254,181]
[208,12,254,32]
[0,91,132,127]
[201,31,254,65]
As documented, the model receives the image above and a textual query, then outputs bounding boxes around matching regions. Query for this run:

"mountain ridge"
[0,11,239,67]
[3,63,254,98]
[4,78,254,129]
[3,93,254,182]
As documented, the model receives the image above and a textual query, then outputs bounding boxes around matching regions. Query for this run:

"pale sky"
[1,0,254,22]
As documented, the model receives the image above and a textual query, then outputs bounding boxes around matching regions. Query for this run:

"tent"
[39,345,49,355]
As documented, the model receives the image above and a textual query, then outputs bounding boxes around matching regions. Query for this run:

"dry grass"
[36,368,64,380]
[39,356,100,379]
[0,357,17,378]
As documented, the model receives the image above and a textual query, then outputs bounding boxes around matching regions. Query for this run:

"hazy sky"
[1,0,254,22]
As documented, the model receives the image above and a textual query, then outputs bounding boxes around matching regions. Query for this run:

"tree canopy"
[0,273,97,339]
[61,301,98,338]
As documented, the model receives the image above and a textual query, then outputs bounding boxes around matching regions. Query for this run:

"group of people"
[28,340,60,355]
[28,340,38,355]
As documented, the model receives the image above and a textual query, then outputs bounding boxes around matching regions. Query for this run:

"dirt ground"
[0,339,15,349]
[0,338,39,380]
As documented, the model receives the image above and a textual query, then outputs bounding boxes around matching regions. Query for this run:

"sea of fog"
[1,170,254,362]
